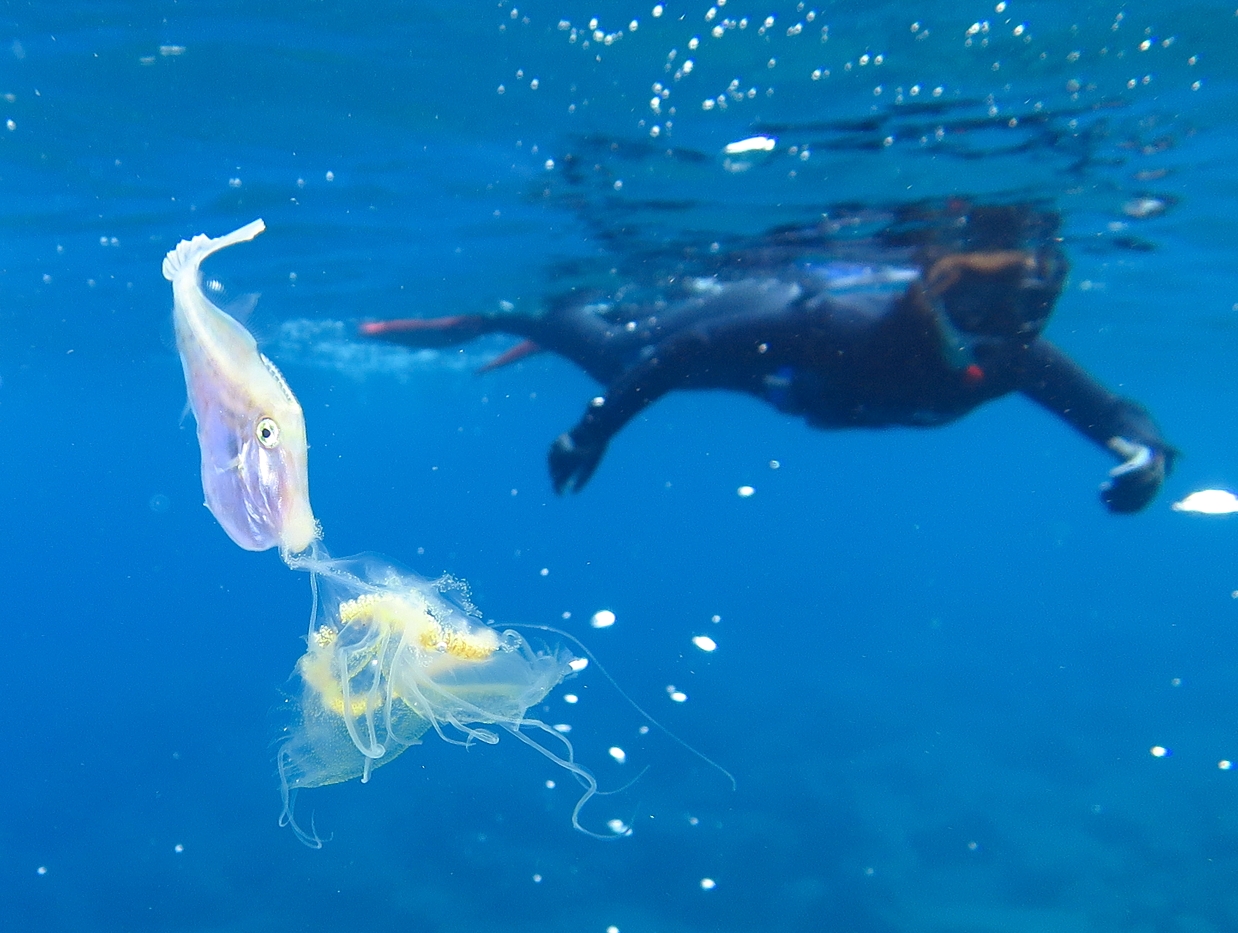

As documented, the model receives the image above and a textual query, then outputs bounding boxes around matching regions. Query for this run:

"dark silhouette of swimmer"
[362,204,1172,513]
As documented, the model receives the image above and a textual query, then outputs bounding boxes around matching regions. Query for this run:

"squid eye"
[255,417,280,449]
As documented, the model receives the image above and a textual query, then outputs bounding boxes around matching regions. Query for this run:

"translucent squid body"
[277,552,595,847]
[164,219,320,556]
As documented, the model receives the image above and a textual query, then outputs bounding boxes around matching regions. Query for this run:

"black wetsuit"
[362,217,1172,513]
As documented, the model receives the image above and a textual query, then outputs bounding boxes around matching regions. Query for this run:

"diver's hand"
[1099,437,1169,514]
[549,430,608,494]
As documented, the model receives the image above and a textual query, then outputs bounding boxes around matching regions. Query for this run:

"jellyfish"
[276,550,597,846]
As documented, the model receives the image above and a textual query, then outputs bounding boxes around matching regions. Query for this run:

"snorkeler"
[361,204,1173,513]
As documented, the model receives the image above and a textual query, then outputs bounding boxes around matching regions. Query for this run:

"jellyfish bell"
[277,550,598,846]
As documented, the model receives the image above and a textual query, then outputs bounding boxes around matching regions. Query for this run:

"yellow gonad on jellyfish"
[164,219,320,557]
[277,552,598,847]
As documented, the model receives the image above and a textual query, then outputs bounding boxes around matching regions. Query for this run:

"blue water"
[2,1,1237,931]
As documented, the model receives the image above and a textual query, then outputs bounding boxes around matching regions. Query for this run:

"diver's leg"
[360,291,656,383]
[1017,339,1174,513]
[359,306,622,379]
[360,314,553,372]
[359,315,502,348]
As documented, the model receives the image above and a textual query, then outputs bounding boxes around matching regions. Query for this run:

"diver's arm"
[1017,339,1174,513]
[549,329,713,494]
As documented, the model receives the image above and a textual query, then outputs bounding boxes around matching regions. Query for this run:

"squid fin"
[162,219,266,282]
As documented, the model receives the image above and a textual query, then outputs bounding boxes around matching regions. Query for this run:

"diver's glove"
[548,429,608,495]
[1099,436,1170,514]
